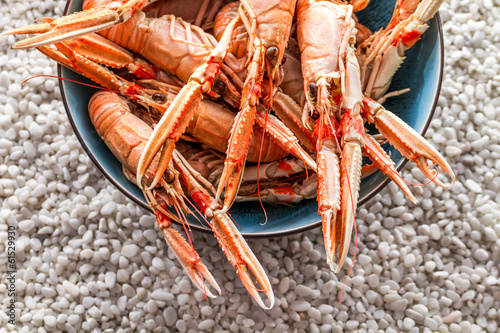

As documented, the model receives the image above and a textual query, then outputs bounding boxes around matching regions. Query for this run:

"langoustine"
[1,0,454,302]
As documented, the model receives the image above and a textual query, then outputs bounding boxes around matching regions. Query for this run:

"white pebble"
[29,122,44,139]
[80,249,93,260]
[100,201,117,215]
[63,281,80,298]
[403,318,415,330]
[430,224,441,240]
[18,219,36,232]
[105,272,116,289]
[151,290,173,302]
[464,179,482,193]
[121,244,139,258]
[446,146,462,156]
[404,253,416,268]
[443,311,462,324]
[198,319,215,330]
[474,248,489,261]
[44,315,57,327]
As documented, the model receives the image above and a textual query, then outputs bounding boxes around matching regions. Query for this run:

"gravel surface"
[1,0,500,332]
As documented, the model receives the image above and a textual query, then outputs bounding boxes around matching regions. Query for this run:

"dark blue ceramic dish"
[59,0,444,237]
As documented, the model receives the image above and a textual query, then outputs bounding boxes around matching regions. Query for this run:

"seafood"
[1,0,220,48]
[212,3,317,153]
[89,90,274,308]
[194,0,299,212]
[295,0,453,271]
[88,90,220,297]
[2,0,315,190]
[296,0,364,271]
[176,143,316,204]
[358,0,445,100]
[36,32,314,170]
[60,3,314,197]
[1,0,454,303]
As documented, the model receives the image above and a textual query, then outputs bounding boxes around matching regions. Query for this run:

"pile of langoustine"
[3,0,455,309]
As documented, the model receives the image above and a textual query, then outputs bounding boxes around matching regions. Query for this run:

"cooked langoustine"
[89,90,275,309]
[1,0,454,298]
[295,0,453,271]
[358,0,445,100]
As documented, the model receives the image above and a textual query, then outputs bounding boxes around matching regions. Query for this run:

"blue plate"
[59,0,443,237]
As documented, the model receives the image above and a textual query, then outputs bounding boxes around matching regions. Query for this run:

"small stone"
[295,285,311,297]
[117,269,130,282]
[68,314,80,326]
[373,310,385,320]
[151,290,173,302]
[176,320,187,333]
[455,277,471,293]
[117,296,127,311]
[425,261,436,272]
[367,274,379,288]
[198,319,215,330]
[290,300,311,312]
[430,224,441,240]
[41,287,57,298]
[105,272,116,289]
[121,244,139,258]
[413,304,429,317]
[483,227,498,242]
[346,320,359,330]
[446,146,462,156]
[404,253,416,267]
[406,309,424,322]
[29,122,44,139]
[308,307,322,321]
[322,280,336,294]
[243,319,255,327]
[129,311,142,322]
[32,183,48,197]
[424,317,438,330]
[474,248,489,261]
[19,219,36,232]
[443,311,462,324]
[63,280,80,298]
[44,315,57,327]
[403,318,415,330]
[80,249,94,260]
[358,254,371,266]
[351,275,365,287]
[164,307,177,326]
[177,294,189,306]
[487,320,498,333]
[279,277,290,293]
[318,304,333,314]
[464,179,482,193]
[178,279,192,294]
[100,201,117,215]
[200,305,213,317]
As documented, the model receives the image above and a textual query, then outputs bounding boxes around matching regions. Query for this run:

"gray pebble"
[198,319,215,330]
[290,300,311,312]
[164,307,177,327]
